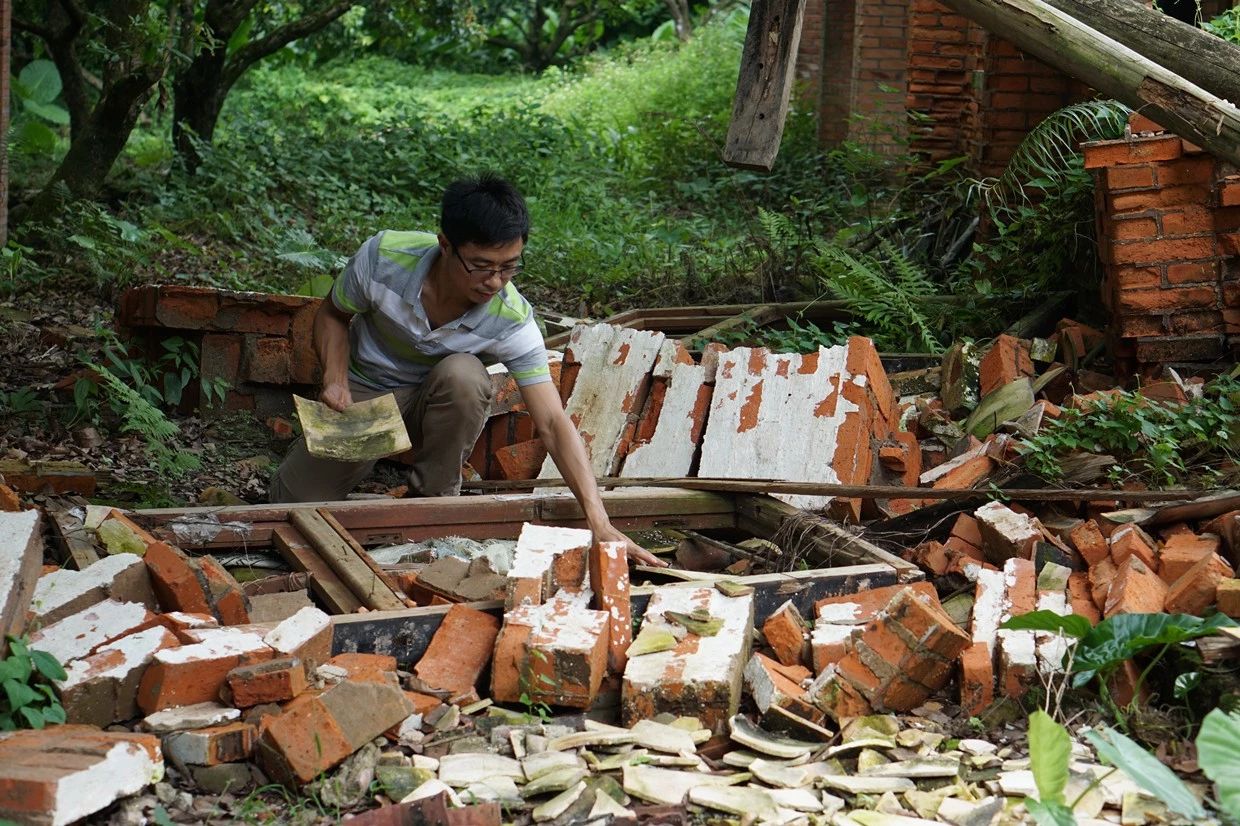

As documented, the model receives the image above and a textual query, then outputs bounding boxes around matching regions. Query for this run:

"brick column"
[905,0,983,165]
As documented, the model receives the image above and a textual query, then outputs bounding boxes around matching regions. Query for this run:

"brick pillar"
[797,0,825,102]
[905,0,983,165]
[1084,114,1237,372]
[818,0,858,144]
[850,0,912,153]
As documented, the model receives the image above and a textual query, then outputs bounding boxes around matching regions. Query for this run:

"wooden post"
[936,0,1240,167]
[723,0,807,171]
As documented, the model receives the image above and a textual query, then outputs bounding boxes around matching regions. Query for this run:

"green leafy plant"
[1198,708,1240,816]
[1025,710,1078,826]
[0,388,44,417]
[0,637,68,731]
[1084,726,1207,821]
[1018,374,1240,488]
[1002,610,1238,724]
[1203,5,1240,42]
[90,364,201,477]
[9,60,69,155]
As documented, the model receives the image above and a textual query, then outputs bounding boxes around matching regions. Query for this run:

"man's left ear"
[437,233,450,253]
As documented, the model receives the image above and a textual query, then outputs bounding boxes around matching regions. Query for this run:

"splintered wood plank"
[46,503,101,570]
[272,524,363,615]
[539,324,666,479]
[723,0,807,171]
[698,346,852,511]
[315,508,408,606]
[0,510,43,655]
[621,341,715,479]
[289,509,407,611]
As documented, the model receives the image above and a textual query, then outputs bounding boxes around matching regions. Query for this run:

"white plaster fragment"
[28,599,152,665]
[30,553,148,624]
[47,739,164,826]
[263,606,331,655]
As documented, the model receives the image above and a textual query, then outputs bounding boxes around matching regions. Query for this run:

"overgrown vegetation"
[1018,371,1240,489]
[0,638,67,731]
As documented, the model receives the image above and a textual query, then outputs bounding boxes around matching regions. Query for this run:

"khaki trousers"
[269,353,493,503]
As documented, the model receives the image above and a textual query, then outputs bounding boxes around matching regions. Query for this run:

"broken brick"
[143,538,214,616]
[1068,520,1110,567]
[1159,533,1227,583]
[762,600,809,669]
[978,334,1035,398]
[958,642,994,716]
[226,657,308,707]
[1164,553,1223,615]
[325,653,400,685]
[197,555,251,625]
[1105,556,1169,617]
[493,592,610,710]
[1109,525,1159,571]
[263,606,332,671]
[57,625,180,727]
[164,722,256,766]
[1217,579,1240,618]
[30,552,157,626]
[28,598,157,666]
[1067,572,1101,625]
[589,540,632,674]
[975,502,1041,565]
[137,627,274,713]
[414,604,501,694]
[743,652,825,726]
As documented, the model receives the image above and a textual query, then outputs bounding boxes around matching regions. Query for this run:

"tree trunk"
[936,0,1240,168]
[171,49,229,168]
[1041,0,1240,108]
[24,65,163,220]
[1,0,10,246]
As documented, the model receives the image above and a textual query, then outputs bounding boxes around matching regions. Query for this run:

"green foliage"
[0,388,44,418]
[1002,610,1238,726]
[1028,710,1072,808]
[1203,6,1240,42]
[815,240,945,353]
[1197,709,1240,815]
[90,364,201,477]
[1018,374,1240,488]
[0,637,68,731]
[9,60,70,155]
[1084,726,1206,821]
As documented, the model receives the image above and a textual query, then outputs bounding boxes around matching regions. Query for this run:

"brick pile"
[1085,111,1240,371]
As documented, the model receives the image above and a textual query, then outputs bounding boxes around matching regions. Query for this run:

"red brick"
[1128,112,1164,133]
[1159,533,1227,583]
[1117,286,1219,314]
[257,692,352,785]
[142,538,214,616]
[493,439,547,481]
[1069,520,1110,566]
[227,658,308,707]
[1134,334,1224,363]
[1109,217,1159,241]
[1083,136,1181,169]
[1221,178,1240,208]
[978,334,1035,398]
[413,604,501,695]
[1157,156,1215,186]
[958,642,994,716]
[200,334,242,386]
[1164,553,1223,615]
[1165,261,1220,285]
[137,629,274,712]
[1067,572,1101,624]
[1110,236,1218,266]
[763,600,809,668]
[197,555,251,625]
[155,287,221,329]
[1105,166,1155,190]
[1160,205,1215,236]
[1104,556,1168,617]
[1109,525,1159,571]
[589,540,632,673]
[165,722,256,766]
[1218,579,1240,618]
[1111,185,1211,212]
[813,581,938,623]
[243,336,292,385]
[324,653,398,685]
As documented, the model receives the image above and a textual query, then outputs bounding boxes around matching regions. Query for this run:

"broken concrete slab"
[0,509,42,655]
[30,551,156,626]
[622,585,754,731]
[0,725,163,826]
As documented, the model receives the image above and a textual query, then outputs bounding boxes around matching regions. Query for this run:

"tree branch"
[222,0,354,87]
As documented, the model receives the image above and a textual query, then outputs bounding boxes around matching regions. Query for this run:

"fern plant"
[816,239,944,353]
[91,364,201,477]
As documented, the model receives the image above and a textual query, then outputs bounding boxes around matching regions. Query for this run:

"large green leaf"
[1025,799,1078,826]
[29,650,66,682]
[18,60,62,103]
[22,99,69,125]
[1084,727,1206,820]
[15,121,58,154]
[1002,610,1092,640]
[1073,613,1238,686]
[1197,708,1240,816]
[1028,710,1072,805]
[3,678,37,711]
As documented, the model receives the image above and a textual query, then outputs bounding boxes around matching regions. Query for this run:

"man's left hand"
[595,523,668,568]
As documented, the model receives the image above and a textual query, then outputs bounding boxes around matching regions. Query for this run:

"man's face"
[446,237,525,304]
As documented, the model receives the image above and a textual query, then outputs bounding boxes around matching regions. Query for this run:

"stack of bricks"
[118,285,321,415]
[1083,112,1240,370]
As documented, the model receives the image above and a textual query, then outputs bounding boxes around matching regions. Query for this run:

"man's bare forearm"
[313,302,352,387]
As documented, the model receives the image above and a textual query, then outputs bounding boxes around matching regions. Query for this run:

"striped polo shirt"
[329,230,551,390]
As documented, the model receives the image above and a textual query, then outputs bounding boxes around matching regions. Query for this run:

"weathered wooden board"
[289,509,408,611]
[140,489,737,550]
[539,324,666,478]
[271,525,363,614]
[331,564,899,666]
[723,0,807,171]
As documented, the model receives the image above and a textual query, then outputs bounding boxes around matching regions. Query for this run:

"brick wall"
[797,0,825,93]
[1084,115,1240,371]
[904,0,983,164]
[816,0,911,153]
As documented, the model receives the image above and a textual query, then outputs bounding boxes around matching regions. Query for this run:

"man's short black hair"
[441,173,530,248]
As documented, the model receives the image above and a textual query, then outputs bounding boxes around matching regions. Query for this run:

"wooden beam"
[936,0,1240,168]
[316,508,410,606]
[289,509,407,612]
[331,563,899,666]
[723,0,807,171]
[138,489,738,550]
[45,503,101,571]
[271,525,363,615]
[472,477,1214,504]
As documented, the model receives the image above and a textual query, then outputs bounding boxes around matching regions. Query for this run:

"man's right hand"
[319,382,353,412]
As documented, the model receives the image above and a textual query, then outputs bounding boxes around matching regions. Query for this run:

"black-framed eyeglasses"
[453,248,523,279]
